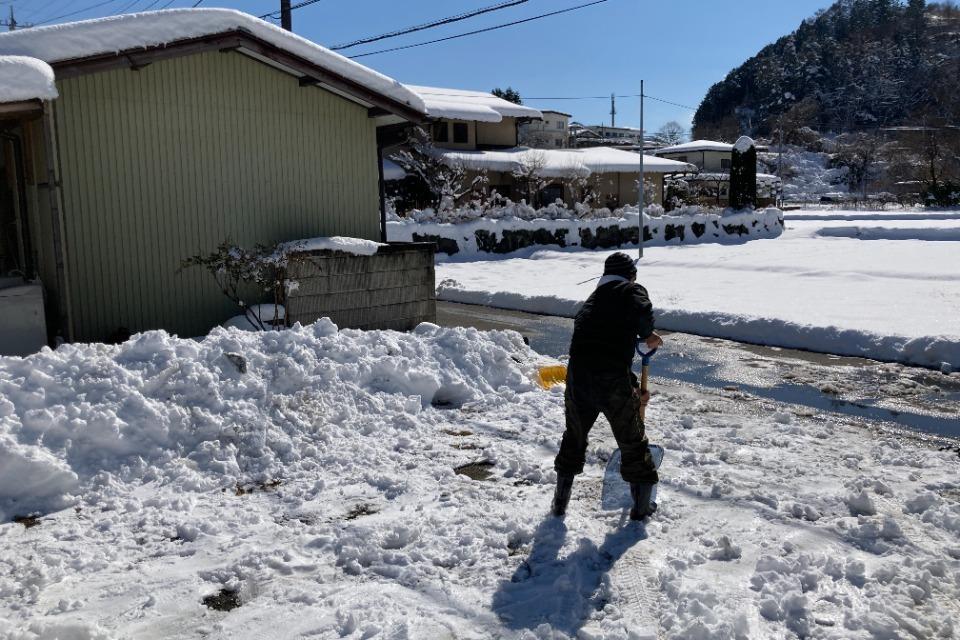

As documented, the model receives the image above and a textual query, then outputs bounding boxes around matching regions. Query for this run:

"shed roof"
[0,9,425,117]
[654,139,734,154]
[407,85,542,123]
[0,55,57,103]
[432,146,695,178]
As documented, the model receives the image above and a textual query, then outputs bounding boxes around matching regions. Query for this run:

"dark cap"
[603,252,637,278]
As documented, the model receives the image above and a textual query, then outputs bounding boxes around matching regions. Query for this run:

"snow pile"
[281,235,384,256]
[0,321,535,521]
[434,212,960,369]
[1,325,958,638]
[0,9,425,114]
[0,56,57,103]
[407,84,542,122]
[733,135,755,153]
[389,207,785,256]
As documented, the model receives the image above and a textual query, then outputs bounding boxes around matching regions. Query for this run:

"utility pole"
[638,79,645,260]
[280,0,292,31]
[610,93,616,127]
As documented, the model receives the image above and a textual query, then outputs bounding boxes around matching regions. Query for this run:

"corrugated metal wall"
[53,50,382,341]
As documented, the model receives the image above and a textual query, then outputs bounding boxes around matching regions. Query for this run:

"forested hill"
[692,0,960,139]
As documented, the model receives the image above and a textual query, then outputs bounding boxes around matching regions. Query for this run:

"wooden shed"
[0,9,426,344]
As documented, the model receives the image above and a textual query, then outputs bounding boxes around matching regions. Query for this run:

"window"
[555,139,562,147]
[720,158,731,170]
[556,121,564,130]
[432,122,448,143]
[453,122,469,144]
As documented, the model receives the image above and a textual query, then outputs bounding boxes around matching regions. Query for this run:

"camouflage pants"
[554,365,659,484]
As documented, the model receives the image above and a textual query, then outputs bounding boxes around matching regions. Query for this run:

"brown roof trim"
[50,29,426,123]
[0,99,44,119]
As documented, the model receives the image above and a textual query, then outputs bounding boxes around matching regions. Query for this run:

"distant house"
[520,109,571,148]
[405,85,542,150]
[0,9,426,346]
[654,139,736,171]
[655,140,780,207]
[571,123,646,149]
[393,86,695,210]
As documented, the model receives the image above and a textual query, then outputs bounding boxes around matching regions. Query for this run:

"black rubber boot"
[551,474,575,517]
[629,482,657,520]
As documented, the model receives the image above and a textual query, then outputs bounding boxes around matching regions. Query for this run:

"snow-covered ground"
[1,323,958,639]
[435,210,960,370]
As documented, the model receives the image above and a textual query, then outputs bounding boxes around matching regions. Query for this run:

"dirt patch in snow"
[202,588,241,612]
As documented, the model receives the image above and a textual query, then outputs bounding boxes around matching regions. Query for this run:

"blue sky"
[17,0,836,134]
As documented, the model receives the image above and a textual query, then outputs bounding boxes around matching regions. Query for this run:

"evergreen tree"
[491,87,522,104]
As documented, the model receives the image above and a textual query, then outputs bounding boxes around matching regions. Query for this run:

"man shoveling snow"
[552,252,664,520]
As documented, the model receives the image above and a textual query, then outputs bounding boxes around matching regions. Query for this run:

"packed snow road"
[2,321,959,639]
[438,302,960,440]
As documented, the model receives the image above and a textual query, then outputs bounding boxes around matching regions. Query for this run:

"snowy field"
[2,323,959,639]
[435,209,960,370]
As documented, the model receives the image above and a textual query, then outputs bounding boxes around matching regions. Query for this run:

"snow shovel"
[637,347,658,422]
[536,364,567,389]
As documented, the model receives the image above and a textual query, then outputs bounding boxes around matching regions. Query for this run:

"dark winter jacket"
[568,279,655,377]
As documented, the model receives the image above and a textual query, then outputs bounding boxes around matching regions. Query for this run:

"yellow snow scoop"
[536,364,568,389]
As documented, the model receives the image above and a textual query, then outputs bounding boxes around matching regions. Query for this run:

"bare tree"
[390,127,487,212]
[834,132,885,200]
[654,121,687,146]
[511,151,549,204]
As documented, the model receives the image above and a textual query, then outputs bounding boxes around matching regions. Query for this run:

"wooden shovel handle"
[639,364,650,421]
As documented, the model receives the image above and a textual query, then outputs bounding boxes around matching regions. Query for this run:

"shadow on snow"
[491,514,649,636]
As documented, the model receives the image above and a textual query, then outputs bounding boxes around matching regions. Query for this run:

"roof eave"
[48,28,426,123]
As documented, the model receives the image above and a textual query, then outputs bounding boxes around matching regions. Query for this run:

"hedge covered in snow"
[387,206,784,256]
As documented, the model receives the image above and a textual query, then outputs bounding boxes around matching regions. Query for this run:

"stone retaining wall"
[389,208,784,256]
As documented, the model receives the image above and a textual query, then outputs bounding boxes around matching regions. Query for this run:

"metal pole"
[280,0,292,30]
[639,79,644,260]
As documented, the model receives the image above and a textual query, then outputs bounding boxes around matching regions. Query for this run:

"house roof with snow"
[406,85,542,123]
[654,139,734,155]
[0,8,426,121]
[0,55,58,104]
[430,146,696,178]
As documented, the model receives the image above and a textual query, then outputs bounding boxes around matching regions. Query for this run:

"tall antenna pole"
[639,79,645,260]
[7,7,16,31]
[610,93,616,127]
[280,0,292,30]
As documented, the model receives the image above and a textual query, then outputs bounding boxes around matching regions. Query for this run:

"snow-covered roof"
[432,146,696,178]
[0,9,425,115]
[655,139,734,155]
[0,56,57,103]
[406,85,542,123]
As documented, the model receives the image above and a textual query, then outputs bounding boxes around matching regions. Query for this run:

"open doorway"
[0,122,32,281]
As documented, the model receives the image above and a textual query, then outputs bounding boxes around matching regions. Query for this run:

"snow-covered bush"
[388,200,671,224]
[180,241,290,331]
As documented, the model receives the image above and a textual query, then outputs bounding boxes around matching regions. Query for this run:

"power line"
[259,0,322,20]
[35,0,120,24]
[330,0,529,51]
[348,0,610,59]
[524,93,697,111]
